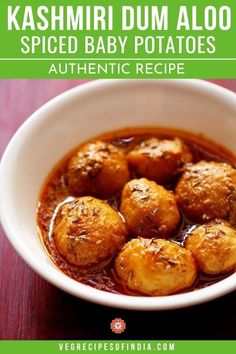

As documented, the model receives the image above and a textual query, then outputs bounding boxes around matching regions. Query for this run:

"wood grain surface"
[0,79,236,340]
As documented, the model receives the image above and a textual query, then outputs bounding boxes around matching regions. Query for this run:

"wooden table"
[1,80,236,340]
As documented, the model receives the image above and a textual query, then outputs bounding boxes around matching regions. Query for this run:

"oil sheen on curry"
[37,127,236,296]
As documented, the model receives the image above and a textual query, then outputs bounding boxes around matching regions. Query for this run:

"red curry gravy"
[37,127,236,295]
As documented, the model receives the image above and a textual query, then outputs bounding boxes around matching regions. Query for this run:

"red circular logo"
[110,318,126,334]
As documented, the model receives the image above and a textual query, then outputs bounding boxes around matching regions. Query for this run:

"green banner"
[0,0,236,77]
[0,341,236,354]
[0,59,236,79]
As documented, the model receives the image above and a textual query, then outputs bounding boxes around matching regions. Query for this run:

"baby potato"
[127,138,192,184]
[53,197,128,271]
[185,220,236,274]
[67,141,130,198]
[120,178,180,238]
[175,161,236,224]
[115,238,197,296]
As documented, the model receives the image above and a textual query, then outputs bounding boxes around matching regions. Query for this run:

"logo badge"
[110,318,126,334]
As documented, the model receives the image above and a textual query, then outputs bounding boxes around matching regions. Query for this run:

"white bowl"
[1,79,236,310]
